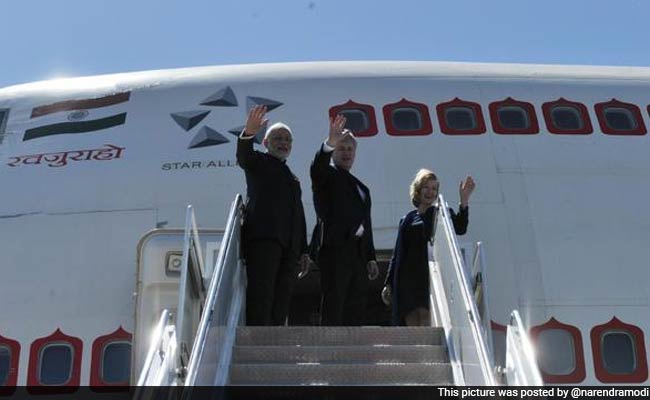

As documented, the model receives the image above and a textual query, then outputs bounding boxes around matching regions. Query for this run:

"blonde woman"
[383,169,475,326]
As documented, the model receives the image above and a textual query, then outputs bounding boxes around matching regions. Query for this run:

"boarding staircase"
[135,194,542,389]
[228,326,450,385]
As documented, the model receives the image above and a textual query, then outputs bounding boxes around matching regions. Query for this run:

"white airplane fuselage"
[1,61,650,386]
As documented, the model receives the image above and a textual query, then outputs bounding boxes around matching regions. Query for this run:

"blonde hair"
[410,169,438,208]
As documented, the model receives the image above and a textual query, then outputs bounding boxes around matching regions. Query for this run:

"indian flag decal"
[24,91,130,141]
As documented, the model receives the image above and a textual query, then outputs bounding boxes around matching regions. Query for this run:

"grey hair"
[264,122,293,140]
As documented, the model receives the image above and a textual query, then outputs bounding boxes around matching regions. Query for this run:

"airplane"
[1,60,649,388]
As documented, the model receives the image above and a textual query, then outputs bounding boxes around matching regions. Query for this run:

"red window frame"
[382,98,432,136]
[529,318,586,383]
[90,327,132,387]
[542,98,593,135]
[489,97,539,135]
[590,317,648,383]
[0,334,20,389]
[436,98,486,135]
[329,100,378,137]
[594,99,647,135]
[27,329,82,390]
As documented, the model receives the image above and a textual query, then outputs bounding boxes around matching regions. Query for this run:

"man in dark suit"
[311,115,379,326]
[237,105,309,326]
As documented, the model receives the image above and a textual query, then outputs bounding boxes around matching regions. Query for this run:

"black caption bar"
[2,386,650,400]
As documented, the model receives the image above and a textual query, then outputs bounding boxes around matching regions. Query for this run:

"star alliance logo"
[170,86,283,149]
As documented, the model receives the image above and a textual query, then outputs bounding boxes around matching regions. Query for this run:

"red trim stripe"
[31,92,130,118]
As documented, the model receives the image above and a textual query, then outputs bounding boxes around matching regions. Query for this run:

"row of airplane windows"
[0,328,131,388]
[492,316,648,384]
[0,317,647,386]
[332,98,650,136]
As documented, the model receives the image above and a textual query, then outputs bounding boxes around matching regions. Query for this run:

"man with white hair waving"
[311,114,378,326]
[237,105,309,326]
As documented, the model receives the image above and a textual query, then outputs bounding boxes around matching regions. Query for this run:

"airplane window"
[543,100,592,134]
[0,346,10,386]
[490,98,538,134]
[445,107,477,130]
[594,100,646,135]
[437,99,486,135]
[602,331,636,374]
[537,329,576,375]
[391,108,422,131]
[339,109,369,133]
[551,106,583,130]
[591,317,647,382]
[39,344,73,385]
[497,106,530,129]
[102,342,131,384]
[604,108,637,131]
[383,99,431,136]
[531,318,586,383]
[330,100,378,137]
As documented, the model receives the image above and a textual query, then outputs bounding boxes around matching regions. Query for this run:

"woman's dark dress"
[386,205,468,325]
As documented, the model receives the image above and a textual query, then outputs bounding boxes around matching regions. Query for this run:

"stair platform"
[227,326,452,386]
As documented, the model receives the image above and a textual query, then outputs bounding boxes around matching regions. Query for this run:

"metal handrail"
[429,253,465,384]
[435,194,497,385]
[175,205,206,376]
[472,242,494,357]
[184,194,244,386]
[471,242,483,287]
[136,309,173,386]
[505,310,544,386]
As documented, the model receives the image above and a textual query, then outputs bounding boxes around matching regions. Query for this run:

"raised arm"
[310,145,334,182]
[459,176,475,208]
[450,206,469,235]
[236,105,268,170]
[310,115,347,184]
[451,176,476,235]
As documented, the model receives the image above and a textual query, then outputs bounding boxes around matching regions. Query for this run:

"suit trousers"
[243,239,297,326]
[319,240,369,326]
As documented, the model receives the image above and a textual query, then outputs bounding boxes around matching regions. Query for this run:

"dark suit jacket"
[310,145,376,262]
[237,137,307,255]
[384,205,468,325]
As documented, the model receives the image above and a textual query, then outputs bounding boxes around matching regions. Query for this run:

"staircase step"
[228,363,452,385]
[232,345,448,364]
[235,326,444,346]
